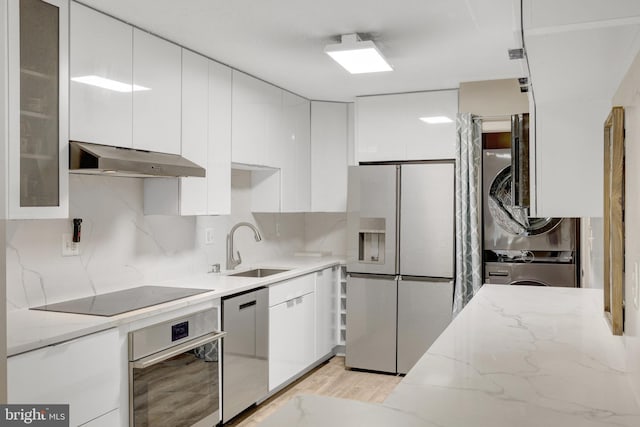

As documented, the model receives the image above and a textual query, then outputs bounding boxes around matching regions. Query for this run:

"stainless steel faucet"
[226,222,262,270]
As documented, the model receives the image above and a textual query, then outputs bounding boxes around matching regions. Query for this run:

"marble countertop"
[260,285,640,427]
[7,256,343,356]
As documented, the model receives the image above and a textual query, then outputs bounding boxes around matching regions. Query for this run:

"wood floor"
[225,356,402,427]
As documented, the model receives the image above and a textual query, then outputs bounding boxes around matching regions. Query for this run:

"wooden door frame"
[603,106,624,335]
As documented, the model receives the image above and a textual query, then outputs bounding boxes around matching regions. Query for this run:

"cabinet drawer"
[8,329,119,427]
[269,274,315,307]
[268,292,316,390]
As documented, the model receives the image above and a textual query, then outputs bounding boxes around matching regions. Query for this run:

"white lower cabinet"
[315,266,339,359]
[7,329,120,427]
[268,275,316,391]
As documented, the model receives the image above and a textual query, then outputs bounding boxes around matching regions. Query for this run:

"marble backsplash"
[6,171,346,311]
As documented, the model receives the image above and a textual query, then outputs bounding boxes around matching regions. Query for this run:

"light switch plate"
[204,228,214,245]
[62,233,80,256]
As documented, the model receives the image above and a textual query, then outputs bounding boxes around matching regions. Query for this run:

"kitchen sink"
[229,268,290,278]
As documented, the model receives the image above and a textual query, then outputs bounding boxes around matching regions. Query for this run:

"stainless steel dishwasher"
[222,288,268,423]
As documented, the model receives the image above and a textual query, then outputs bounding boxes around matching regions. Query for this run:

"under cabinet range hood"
[69,141,205,178]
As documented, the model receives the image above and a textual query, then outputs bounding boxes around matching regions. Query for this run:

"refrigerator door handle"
[347,272,397,280]
[399,275,453,283]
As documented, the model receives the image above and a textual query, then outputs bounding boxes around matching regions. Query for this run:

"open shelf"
[338,264,347,346]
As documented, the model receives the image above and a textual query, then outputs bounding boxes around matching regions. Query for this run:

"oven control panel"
[172,321,189,341]
[129,308,217,360]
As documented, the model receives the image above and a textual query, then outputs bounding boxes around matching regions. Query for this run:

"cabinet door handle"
[239,300,257,310]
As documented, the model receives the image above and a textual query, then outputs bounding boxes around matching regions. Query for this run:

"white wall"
[304,213,347,256]
[459,78,529,116]
[611,50,640,404]
[227,169,306,264]
[5,171,307,311]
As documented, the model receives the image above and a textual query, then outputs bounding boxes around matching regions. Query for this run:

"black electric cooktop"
[30,286,210,317]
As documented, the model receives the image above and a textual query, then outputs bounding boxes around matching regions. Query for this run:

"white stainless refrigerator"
[346,162,454,374]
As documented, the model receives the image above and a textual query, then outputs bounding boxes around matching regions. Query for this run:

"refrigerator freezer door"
[345,274,397,373]
[397,278,453,374]
[347,165,398,275]
[400,163,454,278]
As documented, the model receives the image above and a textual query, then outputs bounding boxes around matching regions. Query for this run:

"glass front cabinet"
[8,0,68,218]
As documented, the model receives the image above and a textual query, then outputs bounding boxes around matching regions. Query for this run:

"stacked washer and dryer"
[483,149,578,287]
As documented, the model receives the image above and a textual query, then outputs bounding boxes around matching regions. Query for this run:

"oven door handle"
[131,331,226,369]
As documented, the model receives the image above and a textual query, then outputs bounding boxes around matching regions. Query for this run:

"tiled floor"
[226,356,402,426]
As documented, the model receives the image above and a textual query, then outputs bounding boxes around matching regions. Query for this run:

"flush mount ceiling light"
[325,34,393,74]
[71,75,150,93]
[419,116,453,124]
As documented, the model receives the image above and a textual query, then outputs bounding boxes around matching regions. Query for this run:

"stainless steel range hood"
[69,141,205,178]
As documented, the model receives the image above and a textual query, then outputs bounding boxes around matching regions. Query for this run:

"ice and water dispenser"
[358,218,386,264]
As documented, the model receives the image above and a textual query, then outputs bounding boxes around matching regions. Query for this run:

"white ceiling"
[522,0,640,104]
[78,0,525,102]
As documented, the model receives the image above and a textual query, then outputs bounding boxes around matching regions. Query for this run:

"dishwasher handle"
[239,300,256,310]
[131,331,226,369]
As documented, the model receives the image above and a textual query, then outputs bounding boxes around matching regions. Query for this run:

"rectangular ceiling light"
[325,34,392,74]
[419,116,453,124]
[71,75,150,92]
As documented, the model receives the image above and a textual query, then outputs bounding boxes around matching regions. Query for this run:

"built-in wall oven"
[128,309,226,427]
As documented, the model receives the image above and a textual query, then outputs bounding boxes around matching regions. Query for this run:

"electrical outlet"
[62,233,80,256]
[204,228,214,245]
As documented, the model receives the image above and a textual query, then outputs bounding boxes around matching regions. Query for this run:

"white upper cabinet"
[133,29,181,154]
[70,2,133,148]
[232,71,282,167]
[7,0,68,219]
[531,100,610,218]
[522,0,640,217]
[145,49,209,216]
[311,101,348,212]
[356,90,458,162]
[144,54,232,216]
[232,71,313,213]
[280,91,310,212]
[179,49,209,215]
[207,60,232,215]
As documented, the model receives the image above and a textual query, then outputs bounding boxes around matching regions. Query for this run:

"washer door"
[488,166,562,236]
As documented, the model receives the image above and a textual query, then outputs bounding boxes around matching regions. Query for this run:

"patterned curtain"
[453,113,483,316]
